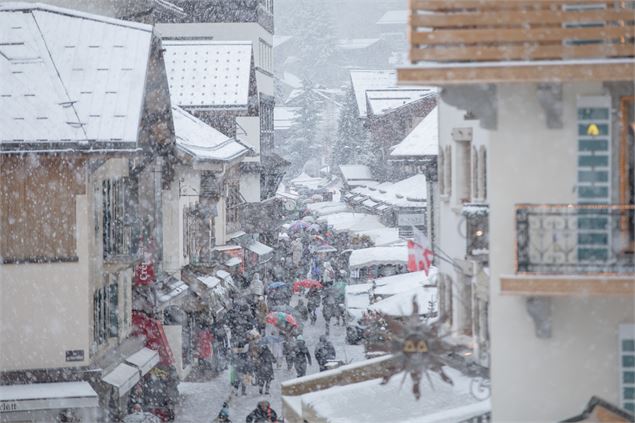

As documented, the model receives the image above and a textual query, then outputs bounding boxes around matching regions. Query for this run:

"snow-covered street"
[175,298,365,422]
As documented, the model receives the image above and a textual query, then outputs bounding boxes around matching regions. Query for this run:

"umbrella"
[314,243,337,253]
[293,279,323,292]
[266,281,287,291]
[289,220,310,232]
[265,311,298,329]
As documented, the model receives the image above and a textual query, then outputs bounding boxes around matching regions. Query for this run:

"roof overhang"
[398,60,635,86]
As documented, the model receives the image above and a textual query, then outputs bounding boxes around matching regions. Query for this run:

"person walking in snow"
[255,344,275,395]
[293,335,312,377]
[282,334,296,371]
[321,283,337,335]
[213,400,231,423]
[306,287,321,325]
[291,238,303,268]
[322,260,335,284]
[314,335,336,372]
[245,400,278,423]
[294,299,309,322]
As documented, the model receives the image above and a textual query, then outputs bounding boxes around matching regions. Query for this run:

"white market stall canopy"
[307,201,351,217]
[125,347,159,377]
[102,363,140,397]
[372,270,435,294]
[318,213,384,234]
[351,174,427,208]
[352,227,401,247]
[0,381,98,413]
[348,246,408,269]
[369,286,437,317]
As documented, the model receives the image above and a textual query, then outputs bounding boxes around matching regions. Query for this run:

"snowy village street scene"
[0,0,634,422]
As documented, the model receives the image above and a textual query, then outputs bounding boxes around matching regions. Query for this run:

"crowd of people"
[205,221,348,422]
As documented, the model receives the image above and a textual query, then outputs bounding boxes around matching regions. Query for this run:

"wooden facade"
[399,0,635,84]
[0,156,86,263]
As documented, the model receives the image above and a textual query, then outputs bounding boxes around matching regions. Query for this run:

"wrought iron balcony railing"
[516,204,635,274]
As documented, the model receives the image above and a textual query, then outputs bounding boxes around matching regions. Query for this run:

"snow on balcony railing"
[515,204,635,274]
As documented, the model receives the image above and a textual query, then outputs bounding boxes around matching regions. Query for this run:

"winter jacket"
[314,340,336,367]
[255,347,275,382]
[294,340,312,366]
[306,288,321,309]
[250,275,264,297]
[245,405,278,423]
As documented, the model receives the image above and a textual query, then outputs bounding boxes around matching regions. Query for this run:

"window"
[258,38,273,73]
[458,141,472,202]
[438,148,445,195]
[103,178,133,258]
[479,146,487,201]
[260,96,275,156]
[444,146,452,197]
[620,324,635,414]
[226,181,242,226]
[471,146,479,201]
[93,279,119,346]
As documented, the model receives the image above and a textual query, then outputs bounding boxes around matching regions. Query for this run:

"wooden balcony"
[398,0,635,85]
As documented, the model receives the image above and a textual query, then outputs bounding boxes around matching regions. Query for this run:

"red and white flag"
[407,226,433,275]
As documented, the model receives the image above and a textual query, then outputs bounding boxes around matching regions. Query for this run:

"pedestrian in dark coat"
[245,400,278,423]
[255,345,275,395]
[293,336,312,377]
[294,299,309,322]
[321,285,337,335]
[314,335,336,371]
[306,288,321,325]
[282,335,296,371]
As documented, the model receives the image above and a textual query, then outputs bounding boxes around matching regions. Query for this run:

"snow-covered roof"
[198,275,221,289]
[352,227,401,247]
[337,38,381,50]
[376,10,409,25]
[351,174,427,208]
[367,88,435,116]
[299,367,490,423]
[339,164,374,183]
[373,270,433,291]
[369,285,437,317]
[282,71,302,89]
[350,70,434,118]
[289,172,329,190]
[391,106,438,157]
[172,106,248,162]
[163,40,252,108]
[0,3,152,150]
[274,107,299,131]
[318,212,384,234]
[348,246,408,269]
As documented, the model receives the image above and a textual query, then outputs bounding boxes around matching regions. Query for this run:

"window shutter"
[576,96,611,262]
[620,324,635,414]
[108,283,119,338]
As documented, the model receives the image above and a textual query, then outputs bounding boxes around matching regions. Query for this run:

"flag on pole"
[407,226,433,275]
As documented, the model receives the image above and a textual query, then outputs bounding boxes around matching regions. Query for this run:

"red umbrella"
[265,312,298,330]
[293,279,323,293]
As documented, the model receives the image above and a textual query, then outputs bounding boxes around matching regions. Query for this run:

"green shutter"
[576,96,611,264]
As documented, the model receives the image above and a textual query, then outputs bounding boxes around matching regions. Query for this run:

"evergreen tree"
[277,79,322,176]
[331,86,370,168]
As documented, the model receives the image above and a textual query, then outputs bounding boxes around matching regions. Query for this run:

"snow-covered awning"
[246,241,273,256]
[369,286,437,317]
[348,246,408,269]
[198,275,221,290]
[352,227,401,247]
[318,213,384,234]
[102,363,140,397]
[125,348,159,377]
[0,381,98,412]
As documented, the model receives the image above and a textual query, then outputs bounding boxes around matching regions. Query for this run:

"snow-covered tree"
[332,86,371,168]
[278,79,322,176]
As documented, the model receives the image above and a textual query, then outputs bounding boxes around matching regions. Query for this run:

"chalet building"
[399,0,635,420]
[349,69,436,180]
[0,4,179,421]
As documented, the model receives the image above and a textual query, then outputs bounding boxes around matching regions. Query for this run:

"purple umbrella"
[289,220,310,232]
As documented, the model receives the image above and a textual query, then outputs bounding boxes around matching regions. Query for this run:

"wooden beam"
[411,9,635,28]
[410,42,634,62]
[413,0,630,12]
[411,26,634,45]
[500,274,635,296]
[397,62,635,85]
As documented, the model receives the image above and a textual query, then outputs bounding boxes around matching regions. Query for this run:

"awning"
[0,382,98,412]
[362,199,378,208]
[198,275,221,289]
[225,257,242,267]
[216,269,236,288]
[125,347,159,377]
[102,363,140,397]
[246,241,273,256]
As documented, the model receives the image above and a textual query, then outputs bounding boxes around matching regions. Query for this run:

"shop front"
[0,381,99,423]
